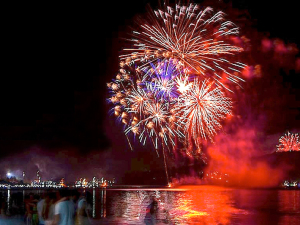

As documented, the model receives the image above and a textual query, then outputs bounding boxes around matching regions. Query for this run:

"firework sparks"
[121,3,247,89]
[107,3,244,157]
[124,96,181,150]
[176,79,232,146]
[276,131,300,152]
[144,59,184,101]
[176,75,193,93]
[108,59,186,149]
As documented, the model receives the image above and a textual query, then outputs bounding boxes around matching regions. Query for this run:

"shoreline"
[1,184,299,191]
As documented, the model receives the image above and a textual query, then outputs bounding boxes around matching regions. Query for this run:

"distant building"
[37,170,41,183]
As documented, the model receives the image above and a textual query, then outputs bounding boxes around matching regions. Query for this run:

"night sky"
[1,0,299,182]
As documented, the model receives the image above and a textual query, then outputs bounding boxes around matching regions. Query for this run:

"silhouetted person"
[144,196,158,225]
[44,192,56,225]
[32,194,40,225]
[37,193,48,225]
[53,189,75,225]
[69,189,80,215]
[25,193,38,225]
[76,191,91,225]
[38,193,45,225]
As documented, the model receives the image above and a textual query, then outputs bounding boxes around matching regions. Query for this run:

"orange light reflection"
[170,185,246,224]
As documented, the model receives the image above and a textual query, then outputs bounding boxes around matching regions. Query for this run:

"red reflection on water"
[170,185,245,224]
[279,215,300,225]
[279,192,300,225]
[106,187,300,224]
[278,190,300,213]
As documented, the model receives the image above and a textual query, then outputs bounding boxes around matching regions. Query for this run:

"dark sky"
[1,0,299,181]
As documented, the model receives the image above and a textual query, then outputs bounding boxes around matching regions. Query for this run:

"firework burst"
[108,60,186,150]
[121,3,247,90]
[276,131,300,152]
[176,79,232,147]
[107,2,246,156]
[128,99,173,148]
[144,59,182,100]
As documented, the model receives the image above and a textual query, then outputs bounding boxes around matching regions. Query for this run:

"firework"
[144,59,180,101]
[176,79,232,147]
[125,95,174,148]
[108,59,186,150]
[121,3,247,90]
[107,3,242,154]
[276,131,300,152]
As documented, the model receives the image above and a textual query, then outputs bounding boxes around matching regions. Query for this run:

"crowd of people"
[1,189,92,225]
[1,189,164,225]
[26,189,92,225]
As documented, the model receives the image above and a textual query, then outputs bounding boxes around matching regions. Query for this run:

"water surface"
[101,186,300,224]
[1,186,299,224]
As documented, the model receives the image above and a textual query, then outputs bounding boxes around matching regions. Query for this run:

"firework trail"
[120,3,247,90]
[276,131,300,152]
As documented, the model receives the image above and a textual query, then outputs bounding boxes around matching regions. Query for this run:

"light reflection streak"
[22,190,25,212]
[100,188,106,218]
[7,189,10,215]
[92,188,96,218]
